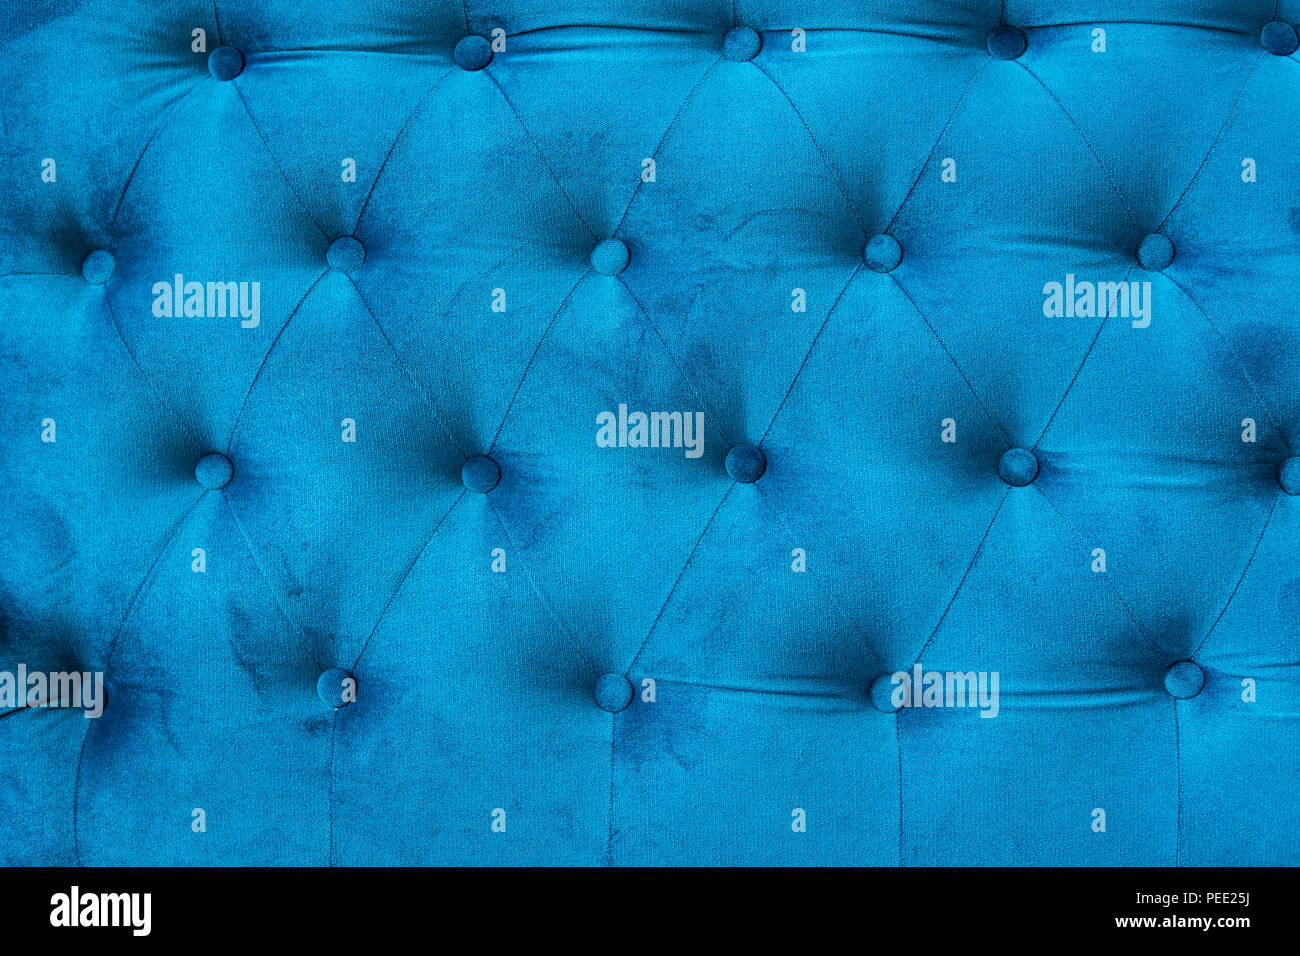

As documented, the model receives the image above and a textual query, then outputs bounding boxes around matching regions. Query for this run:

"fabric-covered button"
[195,452,233,490]
[725,443,766,483]
[590,238,629,276]
[998,447,1038,486]
[327,236,365,273]
[462,455,500,494]
[1164,660,1204,699]
[1278,456,1300,495]
[987,25,1027,59]
[208,46,244,81]
[317,668,355,708]
[454,35,492,71]
[864,234,902,273]
[724,26,762,61]
[1137,233,1174,271]
[1261,21,1299,56]
[81,250,114,284]
[869,674,901,714]
[594,673,633,713]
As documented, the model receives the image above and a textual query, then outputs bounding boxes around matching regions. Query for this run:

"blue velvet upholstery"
[2,1,1298,867]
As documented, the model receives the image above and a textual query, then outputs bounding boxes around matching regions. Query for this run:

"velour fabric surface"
[1,1,1298,866]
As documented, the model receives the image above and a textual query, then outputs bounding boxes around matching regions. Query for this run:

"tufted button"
[725,443,766,483]
[723,26,762,61]
[864,234,902,273]
[327,236,365,273]
[195,452,233,490]
[461,455,500,494]
[1261,21,1299,56]
[1278,456,1300,495]
[1136,233,1174,271]
[998,447,1038,486]
[1164,660,1204,699]
[81,249,114,285]
[454,35,492,71]
[986,25,1027,60]
[869,674,901,714]
[593,673,633,713]
[208,46,244,81]
[590,238,629,276]
[317,668,355,709]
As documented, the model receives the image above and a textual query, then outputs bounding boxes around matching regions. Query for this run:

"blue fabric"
[2,0,1298,867]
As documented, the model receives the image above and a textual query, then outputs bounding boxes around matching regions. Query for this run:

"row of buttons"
[190,447,768,491]
[195,20,1300,84]
[192,449,1300,494]
[73,229,1178,287]
[313,660,1210,712]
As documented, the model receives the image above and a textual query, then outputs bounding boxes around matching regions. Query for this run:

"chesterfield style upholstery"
[2,0,1299,867]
